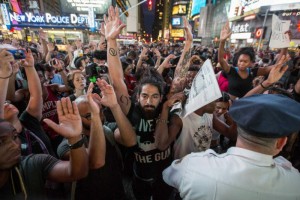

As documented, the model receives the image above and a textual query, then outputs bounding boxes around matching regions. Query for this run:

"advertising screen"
[172,4,187,15]
[172,17,182,26]
[191,0,206,17]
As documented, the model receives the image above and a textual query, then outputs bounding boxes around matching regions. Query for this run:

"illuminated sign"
[171,29,184,37]
[172,4,187,15]
[255,27,265,39]
[61,0,111,14]
[232,23,250,33]
[191,0,206,17]
[172,17,182,27]
[9,12,89,25]
[0,4,11,27]
[282,11,300,17]
[229,0,300,19]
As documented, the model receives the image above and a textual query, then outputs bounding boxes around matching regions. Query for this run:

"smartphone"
[8,49,26,60]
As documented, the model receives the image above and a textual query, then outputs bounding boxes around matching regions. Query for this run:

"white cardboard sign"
[269,14,291,48]
[181,59,222,118]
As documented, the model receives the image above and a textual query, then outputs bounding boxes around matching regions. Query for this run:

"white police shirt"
[163,147,300,200]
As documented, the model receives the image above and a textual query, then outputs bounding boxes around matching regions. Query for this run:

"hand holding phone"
[7,49,26,60]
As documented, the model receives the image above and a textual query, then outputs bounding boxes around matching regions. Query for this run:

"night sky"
[142,0,156,34]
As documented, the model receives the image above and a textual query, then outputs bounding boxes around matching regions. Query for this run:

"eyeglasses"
[81,113,91,120]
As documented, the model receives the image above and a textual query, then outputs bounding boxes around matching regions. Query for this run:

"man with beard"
[103,6,184,199]
[57,80,136,199]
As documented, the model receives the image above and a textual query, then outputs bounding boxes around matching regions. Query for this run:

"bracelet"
[68,135,86,150]
[0,70,13,79]
[260,82,267,89]
[156,118,169,124]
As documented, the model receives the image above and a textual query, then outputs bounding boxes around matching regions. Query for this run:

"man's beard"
[138,103,158,118]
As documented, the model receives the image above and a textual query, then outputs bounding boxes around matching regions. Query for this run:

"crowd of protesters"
[0,6,300,200]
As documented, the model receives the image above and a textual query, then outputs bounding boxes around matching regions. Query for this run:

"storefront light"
[244,14,256,21]
[247,38,253,43]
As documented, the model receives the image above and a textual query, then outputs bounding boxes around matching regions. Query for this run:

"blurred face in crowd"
[45,70,54,82]
[32,52,39,64]
[237,54,252,71]
[0,121,21,169]
[3,102,19,122]
[138,84,162,114]
[186,71,198,89]
[73,72,86,90]
[215,102,229,117]
[77,102,104,133]
[124,65,133,76]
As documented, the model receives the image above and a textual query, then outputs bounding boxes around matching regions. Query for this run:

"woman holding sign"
[218,22,286,99]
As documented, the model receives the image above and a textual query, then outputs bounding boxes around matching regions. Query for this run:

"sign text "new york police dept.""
[9,12,89,25]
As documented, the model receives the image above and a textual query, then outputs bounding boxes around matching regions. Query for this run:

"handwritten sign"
[181,59,221,118]
[269,14,291,48]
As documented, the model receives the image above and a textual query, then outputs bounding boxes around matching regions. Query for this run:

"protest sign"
[269,14,291,48]
[181,59,221,118]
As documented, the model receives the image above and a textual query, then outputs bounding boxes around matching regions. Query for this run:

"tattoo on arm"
[120,95,130,106]
[109,48,117,56]
[175,48,192,78]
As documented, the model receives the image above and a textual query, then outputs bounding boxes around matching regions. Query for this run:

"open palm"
[43,98,82,139]
[96,79,118,108]
[266,56,289,84]
[183,17,193,42]
[220,21,232,42]
[104,6,126,40]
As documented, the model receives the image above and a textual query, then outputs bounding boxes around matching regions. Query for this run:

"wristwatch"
[68,135,86,150]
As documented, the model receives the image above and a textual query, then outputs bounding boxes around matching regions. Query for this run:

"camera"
[8,49,26,60]
[85,63,108,83]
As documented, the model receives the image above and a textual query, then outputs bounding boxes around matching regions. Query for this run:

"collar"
[226,147,275,167]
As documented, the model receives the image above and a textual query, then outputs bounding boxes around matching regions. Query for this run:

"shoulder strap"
[24,128,49,154]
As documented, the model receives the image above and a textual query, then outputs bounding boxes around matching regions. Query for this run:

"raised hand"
[104,6,126,40]
[220,21,232,42]
[99,22,105,37]
[87,82,101,115]
[43,97,82,139]
[96,79,118,109]
[39,30,47,41]
[153,48,161,57]
[0,49,14,78]
[266,55,289,84]
[164,92,186,108]
[47,42,55,52]
[183,17,193,42]
[141,46,148,57]
[20,49,34,68]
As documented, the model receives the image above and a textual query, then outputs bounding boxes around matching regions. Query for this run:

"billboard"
[60,0,112,14]
[191,0,206,17]
[172,4,187,15]
[172,17,182,26]
[171,29,184,37]
[229,0,300,19]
